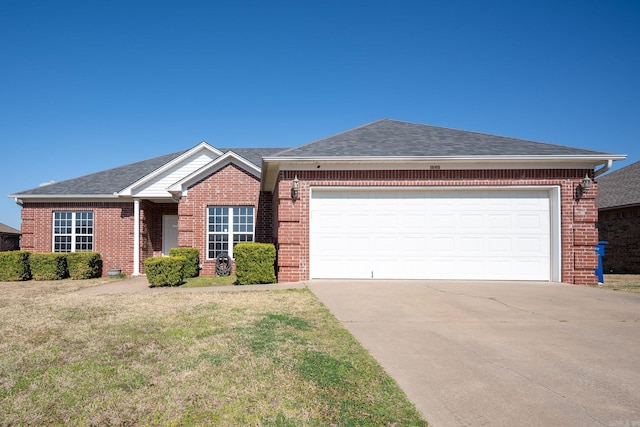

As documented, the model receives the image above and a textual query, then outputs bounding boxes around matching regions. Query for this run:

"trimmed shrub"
[30,253,68,281]
[169,247,200,278]
[66,252,102,280]
[0,251,31,281]
[234,243,276,285]
[144,256,186,287]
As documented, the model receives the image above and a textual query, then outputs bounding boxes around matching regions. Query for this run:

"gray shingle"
[13,150,188,196]
[220,148,287,166]
[273,119,611,158]
[13,147,287,197]
[596,161,640,209]
[0,222,21,235]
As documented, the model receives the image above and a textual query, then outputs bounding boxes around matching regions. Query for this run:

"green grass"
[181,274,237,287]
[0,279,427,426]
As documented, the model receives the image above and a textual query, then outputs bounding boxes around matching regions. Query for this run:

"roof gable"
[167,151,261,195]
[119,142,223,197]
[10,143,286,201]
[596,161,640,209]
[10,150,187,197]
[273,119,612,158]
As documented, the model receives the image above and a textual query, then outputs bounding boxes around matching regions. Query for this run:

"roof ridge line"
[273,119,391,156]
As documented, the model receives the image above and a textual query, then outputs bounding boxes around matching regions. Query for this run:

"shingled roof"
[596,161,640,210]
[272,119,611,158]
[0,222,21,235]
[12,147,285,196]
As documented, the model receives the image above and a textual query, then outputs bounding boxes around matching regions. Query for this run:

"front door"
[162,215,179,256]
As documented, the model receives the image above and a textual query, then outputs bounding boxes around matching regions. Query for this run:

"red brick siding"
[21,202,136,276]
[274,169,599,285]
[140,201,178,272]
[598,206,640,273]
[178,164,266,276]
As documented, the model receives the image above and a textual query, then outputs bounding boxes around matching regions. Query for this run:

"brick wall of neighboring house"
[20,202,136,276]
[598,206,640,274]
[177,164,268,276]
[274,169,600,285]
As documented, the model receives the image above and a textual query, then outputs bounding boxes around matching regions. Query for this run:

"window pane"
[207,234,228,259]
[53,211,93,252]
[208,206,254,259]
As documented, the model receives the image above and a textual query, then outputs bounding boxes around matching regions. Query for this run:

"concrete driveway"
[307,280,640,427]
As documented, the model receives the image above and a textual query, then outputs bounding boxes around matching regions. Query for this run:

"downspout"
[14,197,23,206]
[133,198,141,276]
[594,159,613,177]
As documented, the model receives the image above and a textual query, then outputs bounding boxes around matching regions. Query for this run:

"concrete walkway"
[307,279,640,427]
[75,275,305,294]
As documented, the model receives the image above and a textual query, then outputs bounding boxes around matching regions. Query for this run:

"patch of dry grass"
[601,274,640,293]
[0,279,427,426]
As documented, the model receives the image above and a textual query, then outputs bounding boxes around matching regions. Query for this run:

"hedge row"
[144,244,277,286]
[0,251,102,281]
[144,256,186,287]
[234,243,276,285]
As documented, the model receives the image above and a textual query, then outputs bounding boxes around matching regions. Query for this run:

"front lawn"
[0,279,427,426]
[601,274,640,293]
[182,274,238,287]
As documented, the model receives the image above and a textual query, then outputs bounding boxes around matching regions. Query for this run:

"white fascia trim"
[167,151,261,194]
[117,142,223,196]
[263,154,627,164]
[261,154,627,192]
[8,195,120,202]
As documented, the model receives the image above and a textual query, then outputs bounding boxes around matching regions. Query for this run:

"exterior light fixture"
[575,174,593,201]
[291,175,299,201]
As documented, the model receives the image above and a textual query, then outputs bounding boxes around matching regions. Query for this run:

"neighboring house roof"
[0,222,21,235]
[272,119,612,158]
[11,147,285,197]
[596,161,640,210]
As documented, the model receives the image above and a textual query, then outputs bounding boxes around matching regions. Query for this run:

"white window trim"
[206,206,255,259]
[52,211,94,253]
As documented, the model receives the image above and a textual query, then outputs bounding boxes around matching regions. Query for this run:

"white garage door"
[310,188,552,280]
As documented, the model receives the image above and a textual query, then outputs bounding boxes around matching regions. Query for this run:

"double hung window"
[53,211,94,252]
[207,206,254,258]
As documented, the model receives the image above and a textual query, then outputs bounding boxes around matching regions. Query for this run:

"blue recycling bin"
[595,241,608,284]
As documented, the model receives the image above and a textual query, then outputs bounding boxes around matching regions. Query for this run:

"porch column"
[133,198,141,276]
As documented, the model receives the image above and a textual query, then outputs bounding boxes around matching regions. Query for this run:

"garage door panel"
[459,214,484,230]
[517,237,546,253]
[344,214,370,230]
[310,189,551,280]
[459,237,484,253]
[488,237,512,253]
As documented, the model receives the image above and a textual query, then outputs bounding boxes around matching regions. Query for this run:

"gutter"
[594,159,613,177]
[262,154,628,163]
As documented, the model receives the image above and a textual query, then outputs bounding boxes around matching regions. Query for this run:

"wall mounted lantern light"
[291,175,299,201]
[575,174,593,201]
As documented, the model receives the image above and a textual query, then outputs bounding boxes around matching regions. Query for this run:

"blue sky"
[1,0,639,229]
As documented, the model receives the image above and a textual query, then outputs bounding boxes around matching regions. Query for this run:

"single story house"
[9,119,626,285]
[596,160,640,274]
[0,222,21,251]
